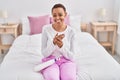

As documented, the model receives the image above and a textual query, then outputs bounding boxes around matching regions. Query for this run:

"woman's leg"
[60,61,76,80]
[42,63,60,80]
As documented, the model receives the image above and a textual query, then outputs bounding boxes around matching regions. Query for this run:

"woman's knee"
[44,73,59,80]
[42,64,60,80]
[61,71,76,80]
[60,62,76,80]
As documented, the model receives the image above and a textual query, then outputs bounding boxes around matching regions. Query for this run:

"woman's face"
[52,8,67,25]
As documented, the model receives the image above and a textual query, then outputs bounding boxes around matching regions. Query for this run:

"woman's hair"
[52,3,66,12]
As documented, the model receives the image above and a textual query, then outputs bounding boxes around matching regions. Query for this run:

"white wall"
[116,34,120,55]
[113,0,120,22]
[114,0,120,55]
[0,0,115,23]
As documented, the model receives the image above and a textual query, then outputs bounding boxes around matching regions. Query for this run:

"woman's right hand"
[53,33,65,48]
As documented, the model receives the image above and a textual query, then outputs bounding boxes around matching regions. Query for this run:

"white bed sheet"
[0,32,120,80]
[75,32,120,80]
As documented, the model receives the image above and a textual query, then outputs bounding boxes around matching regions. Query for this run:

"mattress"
[0,32,120,80]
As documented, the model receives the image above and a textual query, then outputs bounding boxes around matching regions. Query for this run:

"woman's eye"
[53,15,57,17]
[53,13,63,17]
[59,14,63,16]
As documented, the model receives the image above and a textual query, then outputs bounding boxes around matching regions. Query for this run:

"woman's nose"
[56,16,60,19]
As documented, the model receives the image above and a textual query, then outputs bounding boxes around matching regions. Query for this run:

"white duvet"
[0,32,120,80]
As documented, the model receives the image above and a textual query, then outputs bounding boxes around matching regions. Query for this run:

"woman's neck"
[52,23,67,32]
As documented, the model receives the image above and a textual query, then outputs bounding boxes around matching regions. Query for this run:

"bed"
[0,15,120,80]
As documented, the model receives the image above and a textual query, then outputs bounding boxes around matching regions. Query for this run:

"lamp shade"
[0,10,8,18]
[99,8,106,17]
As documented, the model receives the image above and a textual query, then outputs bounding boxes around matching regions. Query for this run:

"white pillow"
[70,15,81,32]
[21,18,30,35]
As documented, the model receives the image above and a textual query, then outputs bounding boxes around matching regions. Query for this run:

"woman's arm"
[41,27,56,58]
[59,31,77,61]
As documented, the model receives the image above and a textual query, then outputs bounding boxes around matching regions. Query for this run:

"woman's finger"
[55,33,58,37]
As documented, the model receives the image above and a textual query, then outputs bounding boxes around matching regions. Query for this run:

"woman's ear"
[65,12,67,17]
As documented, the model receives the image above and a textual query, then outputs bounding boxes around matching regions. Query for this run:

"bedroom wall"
[114,0,120,55]
[116,34,120,55]
[0,0,115,23]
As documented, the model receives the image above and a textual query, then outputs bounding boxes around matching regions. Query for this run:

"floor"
[0,50,7,65]
[107,49,120,64]
[112,53,120,64]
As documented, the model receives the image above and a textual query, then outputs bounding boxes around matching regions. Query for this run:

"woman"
[41,3,76,80]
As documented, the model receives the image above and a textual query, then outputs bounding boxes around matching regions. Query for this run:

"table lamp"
[0,10,8,25]
[99,8,106,22]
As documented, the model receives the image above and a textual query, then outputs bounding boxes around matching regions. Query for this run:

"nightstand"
[91,22,117,55]
[0,24,19,54]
